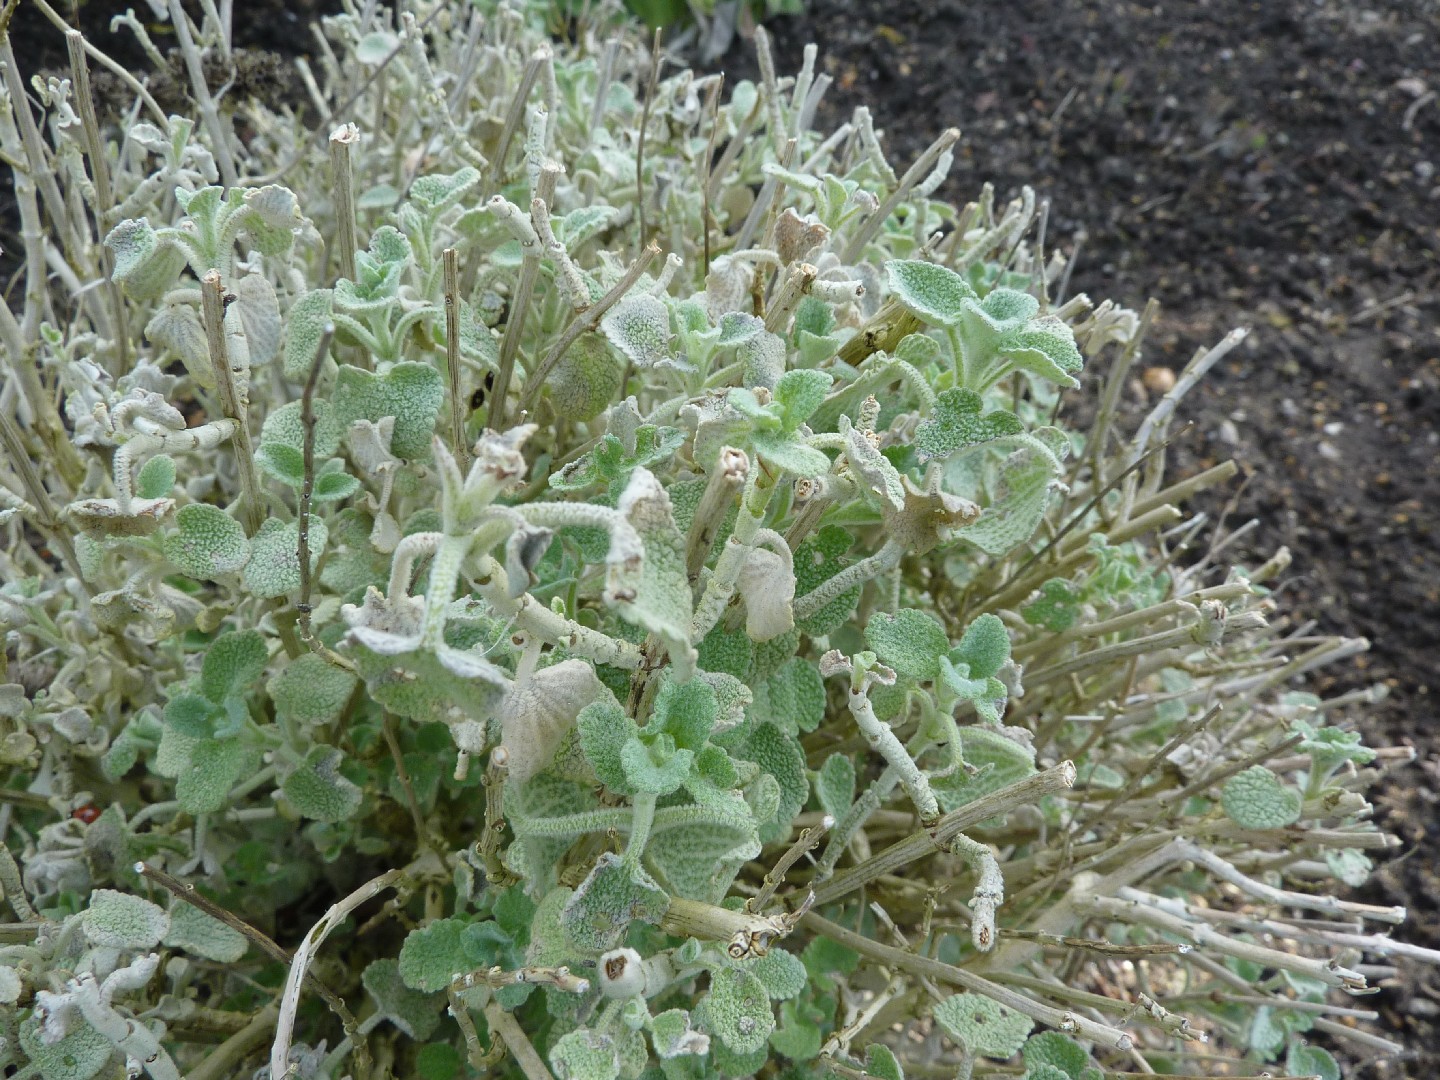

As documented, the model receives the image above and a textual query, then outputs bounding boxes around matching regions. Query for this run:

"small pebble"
[1317,440,1342,461]
[1216,419,1240,445]
[1142,366,1177,393]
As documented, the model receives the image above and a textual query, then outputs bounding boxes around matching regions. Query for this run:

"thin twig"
[484,1001,557,1080]
[442,247,469,469]
[635,28,663,251]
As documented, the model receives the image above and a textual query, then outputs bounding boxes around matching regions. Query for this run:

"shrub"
[0,1,1426,1077]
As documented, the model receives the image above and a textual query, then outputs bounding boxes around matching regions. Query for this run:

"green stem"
[623,792,656,868]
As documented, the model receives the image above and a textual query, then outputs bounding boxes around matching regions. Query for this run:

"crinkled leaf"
[773,368,832,432]
[562,853,670,952]
[107,217,186,300]
[915,388,1024,461]
[957,445,1063,556]
[864,1044,905,1080]
[552,333,625,421]
[255,441,307,487]
[815,753,855,819]
[363,958,443,1039]
[243,517,326,599]
[232,272,282,365]
[163,693,220,738]
[650,1009,710,1059]
[615,468,694,672]
[1021,579,1081,632]
[19,1012,113,1080]
[933,992,1033,1058]
[145,302,215,387]
[704,966,774,1054]
[283,745,363,822]
[750,658,825,736]
[578,701,640,796]
[282,289,335,380]
[550,1029,620,1080]
[885,259,978,326]
[177,737,254,813]
[951,614,1009,680]
[999,317,1084,389]
[164,900,248,962]
[866,609,949,682]
[742,947,806,1000]
[261,398,342,455]
[135,455,175,499]
[1221,766,1302,830]
[734,545,796,642]
[620,735,693,796]
[83,889,170,949]
[201,629,268,705]
[268,653,358,731]
[1287,1043,1340,1080]
[652,679,719,751]
[602,294,672,368]
[794,525,860,636]
[333,362,445,460]
[738,722,808,844]
[409,167,481,213]
[1022,1032,1090,1079]
[398,917,467,991]
[934,727,1036,814]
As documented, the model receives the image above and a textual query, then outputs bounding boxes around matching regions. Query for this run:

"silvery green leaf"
[702,967,774,1054]
[398,917,467,991]
[577,700,640,796]
[177,737,256,813]
[201,629,268,704]
[164,900,248,962]
[18,1012,113,1080]
[751,434,831,479]
[734,545,795,642]
[620,735,693,796]
[601,294,672,368]
[408,167,481,213]
[163,504,249,580]
[558,205,619,247]
[500,660,606,784]
[998,316,1084,389]
[240,185,308,256]
[650,1009,710,1059]
[550,1029,620,1080]
[0,964,20,1005]
[562,852,670,952]
[950,614,1010,681]
[457,298,500,368]
[83,888,170,949]
[106,218,186,300]
[843,420,905,511]
[933,727,1036,814]
[333,362,445,460]
[551,333,624,422]
[243,517,326,599]
[362,958,443,1040]
[145,302,215,388]
[865,609,949,682]
[885,259,978,326]
[355,30,398,63]
[914,388,1024,461]
[283,746,363,822]
[268,653,358,731]
[739,333,784,390]
[815,753,855,819]
[1221,766,1302,830]
[231,273,282,365]
[614,468,694,675]
[773,368,833,432]
[261,398,342,455]
[955,445,1065,557]
[255,442,306,487]
[932,992,1033,1058]
[135,454,176,500]
[281,289,334,380]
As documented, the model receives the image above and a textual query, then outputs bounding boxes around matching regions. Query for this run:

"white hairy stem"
[845,681,939,823]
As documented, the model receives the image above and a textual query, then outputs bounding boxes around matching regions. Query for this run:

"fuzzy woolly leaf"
[704,967,774,1054]
[83,888,170,949]
[621,736,693,796]
[999,317,1084,389]
[1287,1043,1340,1080]
[363,958,443,1040]
[1326,848,1373,888]
[951,614,1010,680]
[933,992,1033,1058]
[1221,766,1302,830]
[915,388,1024,461]
[652,679,719,750]
[578,701,640,795]
[773,368,833,432]
[164,504,250,582]
[501,660,607,784]
[146,302,215,387]
[602,294,672,368]
[268,654,358,731]
[1022,1033,1090,1079]
[164,900,248,962]
[865,1045,905,1080]
[0,965,18,1005]
[550,1029,620,1080]
[333,362,445,460]
[750,658,825,735]
[934,727,1036,814]
[742,947,806,1000]
[957,445,1064,556]
[751,433,833,479]
[261,398,343,455]
[176,737,255,813]
[201,629,267,705]
[398,918,467,991]
[282,289,335,380]
[866,609,949,682]
[283,746,363,822]
[794,525,860,637]
[409,167,481,213]
[18,1013,113,1080]
[562,853,670,952]
[615,468,694,671]
[243,517,327,599]
[650,1010,710,1059]
[815,753,855,819]
[232,272,283,365]
[885,259,977,325]
[552,333,625,421]
[256,442,306,487]
[135,454,176,499]
[738,722,808,843]
[1021,579,1082,632]
[106,217,186,300]
[734,545,797,642]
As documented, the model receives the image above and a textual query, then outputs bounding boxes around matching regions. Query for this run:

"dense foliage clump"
[0,1,1428,1078]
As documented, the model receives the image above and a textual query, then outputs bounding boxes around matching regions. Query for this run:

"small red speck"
[72,804,101,824]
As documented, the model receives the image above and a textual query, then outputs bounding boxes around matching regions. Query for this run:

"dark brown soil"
[4,0,1438,1068]
[706,0,1440,1068]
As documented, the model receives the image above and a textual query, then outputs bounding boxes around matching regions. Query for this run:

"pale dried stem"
[201,270,263,535]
